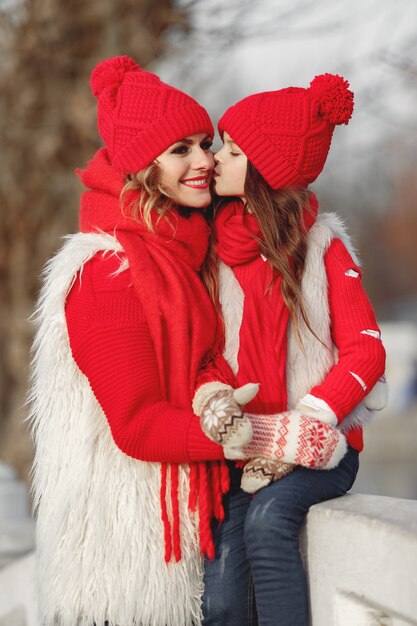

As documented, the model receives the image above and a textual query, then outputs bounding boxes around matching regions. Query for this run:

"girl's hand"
[228,410,347,470]
[241,457,294,493]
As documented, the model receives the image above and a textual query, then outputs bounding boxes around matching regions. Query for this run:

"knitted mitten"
[195,383,259,459]
[242,458,294,493]
[240,378,387,493]
[236,410,347,493]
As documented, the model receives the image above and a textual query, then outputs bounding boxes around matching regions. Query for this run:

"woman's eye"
[171,145,189,155]
[230,151,240,157]
[201,140,213,151]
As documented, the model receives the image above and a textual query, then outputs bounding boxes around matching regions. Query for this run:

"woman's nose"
[194,148,214,169]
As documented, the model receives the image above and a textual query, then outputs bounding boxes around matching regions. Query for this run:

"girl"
[194,74,387,625]
[28,55,246,626]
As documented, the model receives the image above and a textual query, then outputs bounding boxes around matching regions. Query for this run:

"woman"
[28,55,244,626]
[194,74,387,625]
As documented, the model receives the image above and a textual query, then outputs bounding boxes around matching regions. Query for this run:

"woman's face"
[213,132,248,198]
[156,133,214,208]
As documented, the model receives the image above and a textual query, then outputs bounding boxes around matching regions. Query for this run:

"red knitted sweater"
[65,252,229,463]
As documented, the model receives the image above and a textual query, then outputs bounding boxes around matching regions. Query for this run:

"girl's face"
[156,133,214,208]
[213,132,248,198]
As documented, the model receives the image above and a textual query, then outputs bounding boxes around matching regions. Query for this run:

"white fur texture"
[28,232,204,626]
[218,213,374,434]
[219,262,244,374]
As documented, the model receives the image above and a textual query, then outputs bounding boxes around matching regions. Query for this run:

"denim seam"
[247,573,255,626]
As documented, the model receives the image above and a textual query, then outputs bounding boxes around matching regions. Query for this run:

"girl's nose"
[214,148,223,163]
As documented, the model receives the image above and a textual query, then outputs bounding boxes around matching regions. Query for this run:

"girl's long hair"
[202,161,317,341]
[245,162,315,339]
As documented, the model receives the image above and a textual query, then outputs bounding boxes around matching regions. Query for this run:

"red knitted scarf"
[214,196,318,414]
[215,196,318,267]
[77,148,228,561]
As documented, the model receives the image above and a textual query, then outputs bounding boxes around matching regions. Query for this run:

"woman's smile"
[180,175,210,189]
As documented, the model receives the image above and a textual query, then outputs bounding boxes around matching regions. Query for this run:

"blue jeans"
[202,446,359,626]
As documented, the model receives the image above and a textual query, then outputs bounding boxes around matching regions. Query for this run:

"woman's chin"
[179,194,212,209]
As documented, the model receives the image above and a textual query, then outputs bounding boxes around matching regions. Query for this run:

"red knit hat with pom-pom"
[218,73,354,189]
[90,56,214,174]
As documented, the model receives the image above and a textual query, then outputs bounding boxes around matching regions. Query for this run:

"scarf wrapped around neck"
[76,148,228,561]
[215,194,318,267]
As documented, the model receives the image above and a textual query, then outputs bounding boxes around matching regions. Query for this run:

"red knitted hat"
[218,73,354,189]
[90,56,214,174]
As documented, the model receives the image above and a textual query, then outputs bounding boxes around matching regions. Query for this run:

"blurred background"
[0,0,416,535]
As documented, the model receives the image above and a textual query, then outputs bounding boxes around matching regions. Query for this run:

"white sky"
[155,0,417,212]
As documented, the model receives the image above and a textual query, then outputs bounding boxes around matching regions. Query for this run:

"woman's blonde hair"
[120,162,174,230]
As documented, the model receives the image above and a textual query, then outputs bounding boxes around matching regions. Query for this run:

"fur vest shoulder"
[219,213,374,432]
[29,232,204,626]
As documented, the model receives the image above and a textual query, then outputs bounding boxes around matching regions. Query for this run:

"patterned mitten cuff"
[200,390,253,459]
[243,410,347,470]
[295,394,338,427]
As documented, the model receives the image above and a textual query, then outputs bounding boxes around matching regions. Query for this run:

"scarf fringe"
[162,460,230,564]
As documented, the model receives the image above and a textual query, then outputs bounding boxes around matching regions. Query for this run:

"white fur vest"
[29,232,204,626]
[219,213,381,431]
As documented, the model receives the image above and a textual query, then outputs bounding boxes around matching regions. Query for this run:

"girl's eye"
[171,145,189,155]
[201,140,213,151]
[230,151,241,157]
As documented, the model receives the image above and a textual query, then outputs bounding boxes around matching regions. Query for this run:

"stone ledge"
[309,492,417,535]
[302,493,417,626]
[1,494,417,625]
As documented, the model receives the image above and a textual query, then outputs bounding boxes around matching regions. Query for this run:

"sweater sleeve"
[195,319,237,393]
[65,253,223,464]
[193,308,238,417]
[310,238,386,422]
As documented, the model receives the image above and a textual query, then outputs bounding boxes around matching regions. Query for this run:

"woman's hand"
[195,383,259,459]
